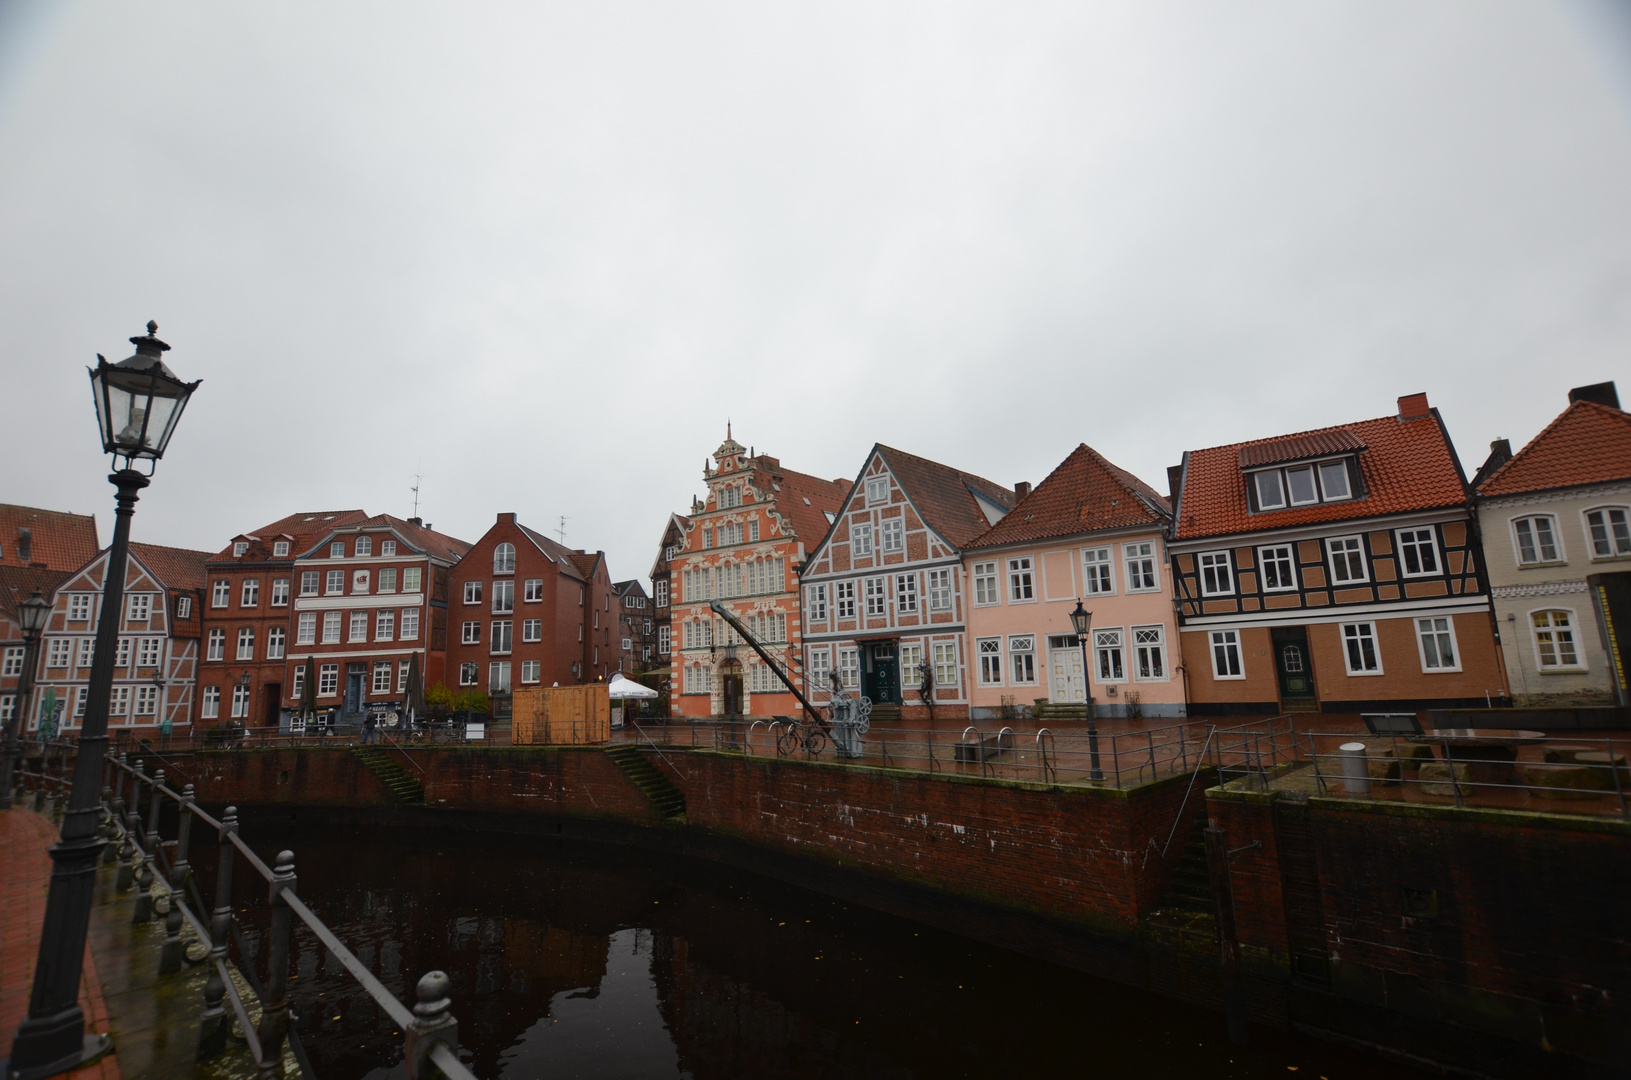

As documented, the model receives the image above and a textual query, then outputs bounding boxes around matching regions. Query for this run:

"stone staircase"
[868,703,902,723]
[1281,698,1321,715]
[1152,819,1214,920]
[1033,702,1089,721]
[604,746,686,820]
[350,746,425,804]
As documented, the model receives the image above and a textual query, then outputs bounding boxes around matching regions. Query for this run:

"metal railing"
[625,715,1299,789]
[105,721,497,756]
[1302,730,1630,819]
[88,751,479,1079]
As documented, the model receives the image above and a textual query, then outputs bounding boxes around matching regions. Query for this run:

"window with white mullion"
[1532,610,1582,669]
[1132,626,1166,681]
[1327,536,1368,583]
[1258,545,1297,591]
[1199,551,1233,596]
[1124,542,1158,592]
[1341,622,1382,674]
[1585,507,1631,559]
[976,637,1003,685]
[1209,630,1243,678]
[1417,617,1459,671]
[1512,515,1561,565]
[1082,548,1114,595]
[1395,528,1439,577]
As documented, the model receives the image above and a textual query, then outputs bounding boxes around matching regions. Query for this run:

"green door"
[864,644,898,705]
[1270,626,1316,703]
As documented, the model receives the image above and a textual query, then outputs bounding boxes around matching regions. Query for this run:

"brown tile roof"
[768,466,851,545]
[1476,400,1631,497]
[128,542,212,591]
[517,524,589,581]
[1237,429,1366,468]
[1174,412,1468,541]
[875,445,1018,548]
[208,510,367,562]
[567,552,603,580]
[0,505,99,572]
[0,565,72,625]
[969,444,1169,548]
[346,515,472,564]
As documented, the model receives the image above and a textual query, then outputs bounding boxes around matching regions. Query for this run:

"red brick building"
[647,513,687,695]
[198,510,366,729]
[29,542,209,735]
[670,430,851,719]
[287,516,470,728]
[445,514,619,720]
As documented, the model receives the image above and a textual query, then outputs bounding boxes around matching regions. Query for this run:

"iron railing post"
[199,807,238,1058]
[131,852,154,923]
[257,850,296,1077]
[172,784,195,887]
[405,970,460,1080]
[145,768,164,857]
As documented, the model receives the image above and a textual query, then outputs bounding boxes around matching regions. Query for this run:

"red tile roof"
[876,445,1017,548]
[567,552,603,581]
[208,510,368,562]
[1237,429,1366,469]
[969,444,1168,548]
[0,505,99,572]
[1174,412,1468,540]
[344,515,471,564]
[766,464,851,545]
[517,524,589,580]
[0,565,71,626]
[1476,400,1631,497]
[128,542,212,591]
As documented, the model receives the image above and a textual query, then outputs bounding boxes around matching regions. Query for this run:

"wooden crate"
[511,684,610,745]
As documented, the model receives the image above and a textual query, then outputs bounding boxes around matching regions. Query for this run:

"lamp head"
[88,321,201,470]
[17,589,51,635]
[1069,599,1092,637]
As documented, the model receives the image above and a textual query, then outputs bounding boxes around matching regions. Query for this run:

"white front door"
[1048,636,1085,703]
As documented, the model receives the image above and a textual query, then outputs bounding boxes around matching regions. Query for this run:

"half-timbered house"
[962,444,1183,719]
[30,542,209,735]
[800,445,1016,721]
[670,430,849,719]
[1475,381,1631,707]
[1168,393,1507,715]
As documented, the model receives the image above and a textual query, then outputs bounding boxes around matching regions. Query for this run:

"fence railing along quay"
[9,749,481,1080]
[623,715,1302,789]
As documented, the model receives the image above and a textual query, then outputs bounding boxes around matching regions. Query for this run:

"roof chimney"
[408,517,423,528]
[498,512,517,525]
[1397,392,1431,419]
[1014,481,1032,500]
[1568,381,1620,409]
[1166,465,1184,500]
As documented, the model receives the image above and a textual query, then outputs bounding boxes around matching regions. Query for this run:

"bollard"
[146,768,165,856]
[127,760,145,839]
[106,754,128,865]
[405,971,460,1080]
[132,855,155,922]
[1338,742,1371,796]
[198,807,238,1058]
[172,784,195,889]
[257,851,297,1078]
[159,899,186,975]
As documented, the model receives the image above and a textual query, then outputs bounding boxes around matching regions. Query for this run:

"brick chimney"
[408,517,423,527]
[1397,393,1431,419]
[498,512,517,525]
[1014,481,1032,500]
[1568,381,1620,409]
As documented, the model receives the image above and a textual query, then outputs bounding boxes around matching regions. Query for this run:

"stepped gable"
[1174,411,1466,541]
[208,509,367,561]
[0,505,100,571]
[875,444,1017,546]
[763,463,851,543]
[128,542,211,590]
[1477,399,1631,497]
[969,443,1169,548]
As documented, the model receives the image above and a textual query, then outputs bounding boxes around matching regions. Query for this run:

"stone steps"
[349,747,425,804]
[604,746,686,820]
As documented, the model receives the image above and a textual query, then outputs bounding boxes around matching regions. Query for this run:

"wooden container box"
[511,684,611,745]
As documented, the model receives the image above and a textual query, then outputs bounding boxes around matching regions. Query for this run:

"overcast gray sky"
[2,2,1629,586]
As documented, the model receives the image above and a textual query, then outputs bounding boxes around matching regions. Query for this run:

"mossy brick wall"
[669,751,1205,928]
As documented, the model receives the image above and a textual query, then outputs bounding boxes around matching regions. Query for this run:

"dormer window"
[1247,457,1357,512]
[273,541,290,557]
[233,541,249,557]
[356,536,372,557]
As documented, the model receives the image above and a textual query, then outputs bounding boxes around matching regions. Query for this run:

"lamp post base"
[1,1032,113,1080]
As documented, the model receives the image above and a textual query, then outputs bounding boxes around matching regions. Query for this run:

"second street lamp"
[1069,600,1104,782]
[3,322,199,1080]
[1,589,53,810]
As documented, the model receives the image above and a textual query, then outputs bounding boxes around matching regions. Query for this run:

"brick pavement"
[0,808,120,1080]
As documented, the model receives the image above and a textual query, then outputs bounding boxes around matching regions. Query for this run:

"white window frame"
[838,647,860,688]
[864,576,887,617]
[1395,527,1440,578]
[1,647,22,678]
[927,569,952,612]
[1415,616,1460,672]
[1285,465,1320,506]
[300,571,319,596]
[807,584,828,622]
[895,573,918,614]
[1082,547,1115,595]
[381,540,397,557]
[489,661,510,693]
[464,581,482,605]
[403,567,422,593]
[834,581,856,620]
[377,569,397,594]
[1258,545,1298,592]
[658,625,670,656]
[491,620,513,655]
[266,626,285,660]
[881,518,904,553]
[137,636,161,668]
[236,627,255,661]
[521,659,541,684]
[376,609,395,641]
[134,684,158,717]
[1007,557,1035,603]
[865,476,889,504]
[230,684,249,719]
[1008,634,1037,685]
[290,666,305,701]
[241,579,259,607]
[462,621,481,645]
[1511,515,1562,566]
[356,536,373,557]
[212,580,230,608]
[273,541,290,557]
[233,541,249,557]
[973,561,1000,606]
[201,686,220,719]
[325,569,344,595]
[807,646,831,689]
[399,660,411,692]
[1199,551,1234,596]
[68,594,92,622]
[458,662,478,687]
[1132,625,1168,682]
[297,612,317,645]
[1252,469,1286,510]
[271,578,290,606]
[175,596,191,620]
[1209,630,1244,679]
[522,618,542,643]
[349,610,369,643]
[1584,506,1631,560]
[128,593,151,621]
[207,629,225,662]
[1094,628,1125,683]
[322,611,342,644]
[898,644,923,692]
[48,639,73,669]
[401,608,419,640]
[319,663,339,696]
[976,637,1003,685]
[330,541,345,558]
[1123,541,1159,593]
[1327,535,1368,584]
[492,579,515,613]
[1531,609,1584,670]
[932,642,959,688]
[852,523,874,557]
[1341,622,1382,675]
[494,542,516,574]
[373,660,393,693]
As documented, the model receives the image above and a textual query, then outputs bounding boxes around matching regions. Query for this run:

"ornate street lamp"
[4,322,199,1080]
[1069,600,1104,782]
[2,590,53,809]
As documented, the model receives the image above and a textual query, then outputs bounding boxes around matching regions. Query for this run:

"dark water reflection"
[235,823,1430,1080]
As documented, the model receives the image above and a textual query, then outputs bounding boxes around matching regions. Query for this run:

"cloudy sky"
[2,1,1629,585]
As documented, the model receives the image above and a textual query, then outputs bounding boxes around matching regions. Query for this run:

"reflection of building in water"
[503,918,610,991]
[650,933,913,1080]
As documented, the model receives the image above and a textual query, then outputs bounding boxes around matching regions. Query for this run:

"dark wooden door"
[263,683,281,726]
[345,672,364,715]
[864,644,897,705]
[1271,626,1316,703]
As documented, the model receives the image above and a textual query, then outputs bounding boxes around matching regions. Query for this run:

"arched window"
[493,543,515,574]
[1584,507,1631,559]
[1531,610,1582,669]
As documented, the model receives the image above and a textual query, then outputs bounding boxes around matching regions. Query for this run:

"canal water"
[231,823,1432,1080]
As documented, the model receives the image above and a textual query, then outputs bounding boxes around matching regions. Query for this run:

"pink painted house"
[962,444,1186,720]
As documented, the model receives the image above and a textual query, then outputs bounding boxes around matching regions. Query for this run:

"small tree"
[425,682,454,720]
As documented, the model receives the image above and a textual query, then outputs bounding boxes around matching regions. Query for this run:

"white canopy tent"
[607,673,659,700]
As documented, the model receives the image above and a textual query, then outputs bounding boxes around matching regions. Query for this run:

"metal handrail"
[97,751,477,1078]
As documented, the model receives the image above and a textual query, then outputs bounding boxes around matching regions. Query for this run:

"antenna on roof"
[557,515,568,545]
[411,462,423,519]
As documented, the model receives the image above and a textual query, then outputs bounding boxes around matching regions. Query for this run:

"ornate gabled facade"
[1169,393,1508,715]
[1474,381,1631,707]
[670,430,850,719]
[962,443,1183,719]
[799,445,1016,721]
[648,512,687,685]
[29,542,209,734]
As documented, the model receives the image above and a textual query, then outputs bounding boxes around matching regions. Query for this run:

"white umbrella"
[606,673,659,700]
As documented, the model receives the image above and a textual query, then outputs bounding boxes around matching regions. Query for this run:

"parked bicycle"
[775,720,828,758]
